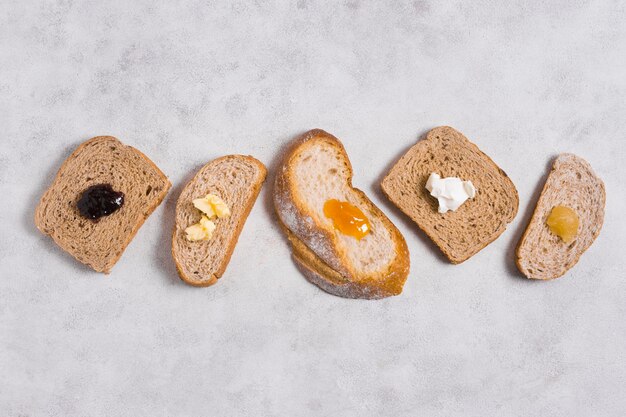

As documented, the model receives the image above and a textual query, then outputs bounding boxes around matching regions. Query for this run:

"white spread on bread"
[185,193,230,241]
[425,172,476,213]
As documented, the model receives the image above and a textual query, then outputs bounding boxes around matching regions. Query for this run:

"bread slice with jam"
[274,129,410,299]
[35,136,171,273]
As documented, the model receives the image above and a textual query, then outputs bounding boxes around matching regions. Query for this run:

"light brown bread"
[172,155,267,287]
[381,126,519,264]
[516,154,605,280]
[35,136,171,273]
[274,129,410,299]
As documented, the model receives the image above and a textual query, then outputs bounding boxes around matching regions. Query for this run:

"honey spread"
[546,205,579,243]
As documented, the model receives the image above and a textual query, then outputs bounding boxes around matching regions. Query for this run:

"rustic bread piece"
[516,154,605,280]
[274,129,410,299]
[35,136,171,273]
[172,155,267,287]
[381,126,519,264]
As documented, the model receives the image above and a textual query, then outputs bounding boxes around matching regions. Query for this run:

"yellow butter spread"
[185,194,230,242]
[193,194,231,218]
[185,215,217,241]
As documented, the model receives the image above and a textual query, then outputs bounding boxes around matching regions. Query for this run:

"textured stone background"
[1,1,625,416]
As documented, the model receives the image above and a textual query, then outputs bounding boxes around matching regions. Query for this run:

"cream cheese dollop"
[425,173,476,213]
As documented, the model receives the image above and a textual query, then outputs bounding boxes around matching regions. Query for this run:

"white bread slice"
[35,136,171,273]
[274,129,410,299]
[172,155,266,286]
[516,154,605,280]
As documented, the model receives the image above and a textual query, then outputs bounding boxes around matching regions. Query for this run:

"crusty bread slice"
[35,136,171,273]
[381,126,519,264]
[516,154,605,280]
[274,129,410,299]
[172,155,267,287]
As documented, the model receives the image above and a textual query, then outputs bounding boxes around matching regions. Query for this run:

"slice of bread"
[35,136,171,273]
[274,129,410,299]
[381,126,519,264]
[172,155,267,287]
[516,154,605,280]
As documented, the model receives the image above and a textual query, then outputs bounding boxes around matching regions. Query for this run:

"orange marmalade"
[323,199,371,240]
[546,205,579,243]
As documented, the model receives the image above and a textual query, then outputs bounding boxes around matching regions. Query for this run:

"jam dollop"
[77,184,124,221]
[323,199,371,240]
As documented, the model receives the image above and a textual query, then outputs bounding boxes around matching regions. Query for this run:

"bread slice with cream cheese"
[381,126,518,263]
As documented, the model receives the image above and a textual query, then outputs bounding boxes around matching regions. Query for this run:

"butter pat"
[185,215,216,241]
[425,172,476,213]
[185,194,230,242]
[193,194,231,219]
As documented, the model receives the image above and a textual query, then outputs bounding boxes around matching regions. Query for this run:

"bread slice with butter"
[35,136,171,273]
[381,126,518,264]
[516,154,605,280]
[274,129,410,299]
[172,155,267,287]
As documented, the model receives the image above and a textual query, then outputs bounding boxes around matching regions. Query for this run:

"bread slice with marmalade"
[35,136,171,273]
[172,155,267,287]
[516,154,605,279]
[381,126,518,264]
[274,129,410,299]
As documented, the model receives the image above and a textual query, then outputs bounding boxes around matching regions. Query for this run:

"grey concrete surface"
[1,1,625,416]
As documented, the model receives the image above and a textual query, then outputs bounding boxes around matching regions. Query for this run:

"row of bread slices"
[35,127,605,299]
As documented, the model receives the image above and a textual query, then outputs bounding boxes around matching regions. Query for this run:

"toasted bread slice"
[516,154,605,280]
[35,136,171,273]
[381,126,519,264]
[274,129,410,299]
[172,155,267,287]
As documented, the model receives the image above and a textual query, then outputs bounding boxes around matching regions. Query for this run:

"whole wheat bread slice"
[35,136,171,273]
[516,154,605,280]
[172,155,267,286]
[381,126,519,264]
[274,129,410,299]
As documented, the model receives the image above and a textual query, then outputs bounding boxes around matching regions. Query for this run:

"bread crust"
[381,126,519,264]
[34,136,171,273]
[172,155,267,287]
[515,153,605,279]
[274,129,410,299]
[286,223,406,299]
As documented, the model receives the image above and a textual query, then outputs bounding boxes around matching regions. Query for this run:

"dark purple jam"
[77,184,124,221]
